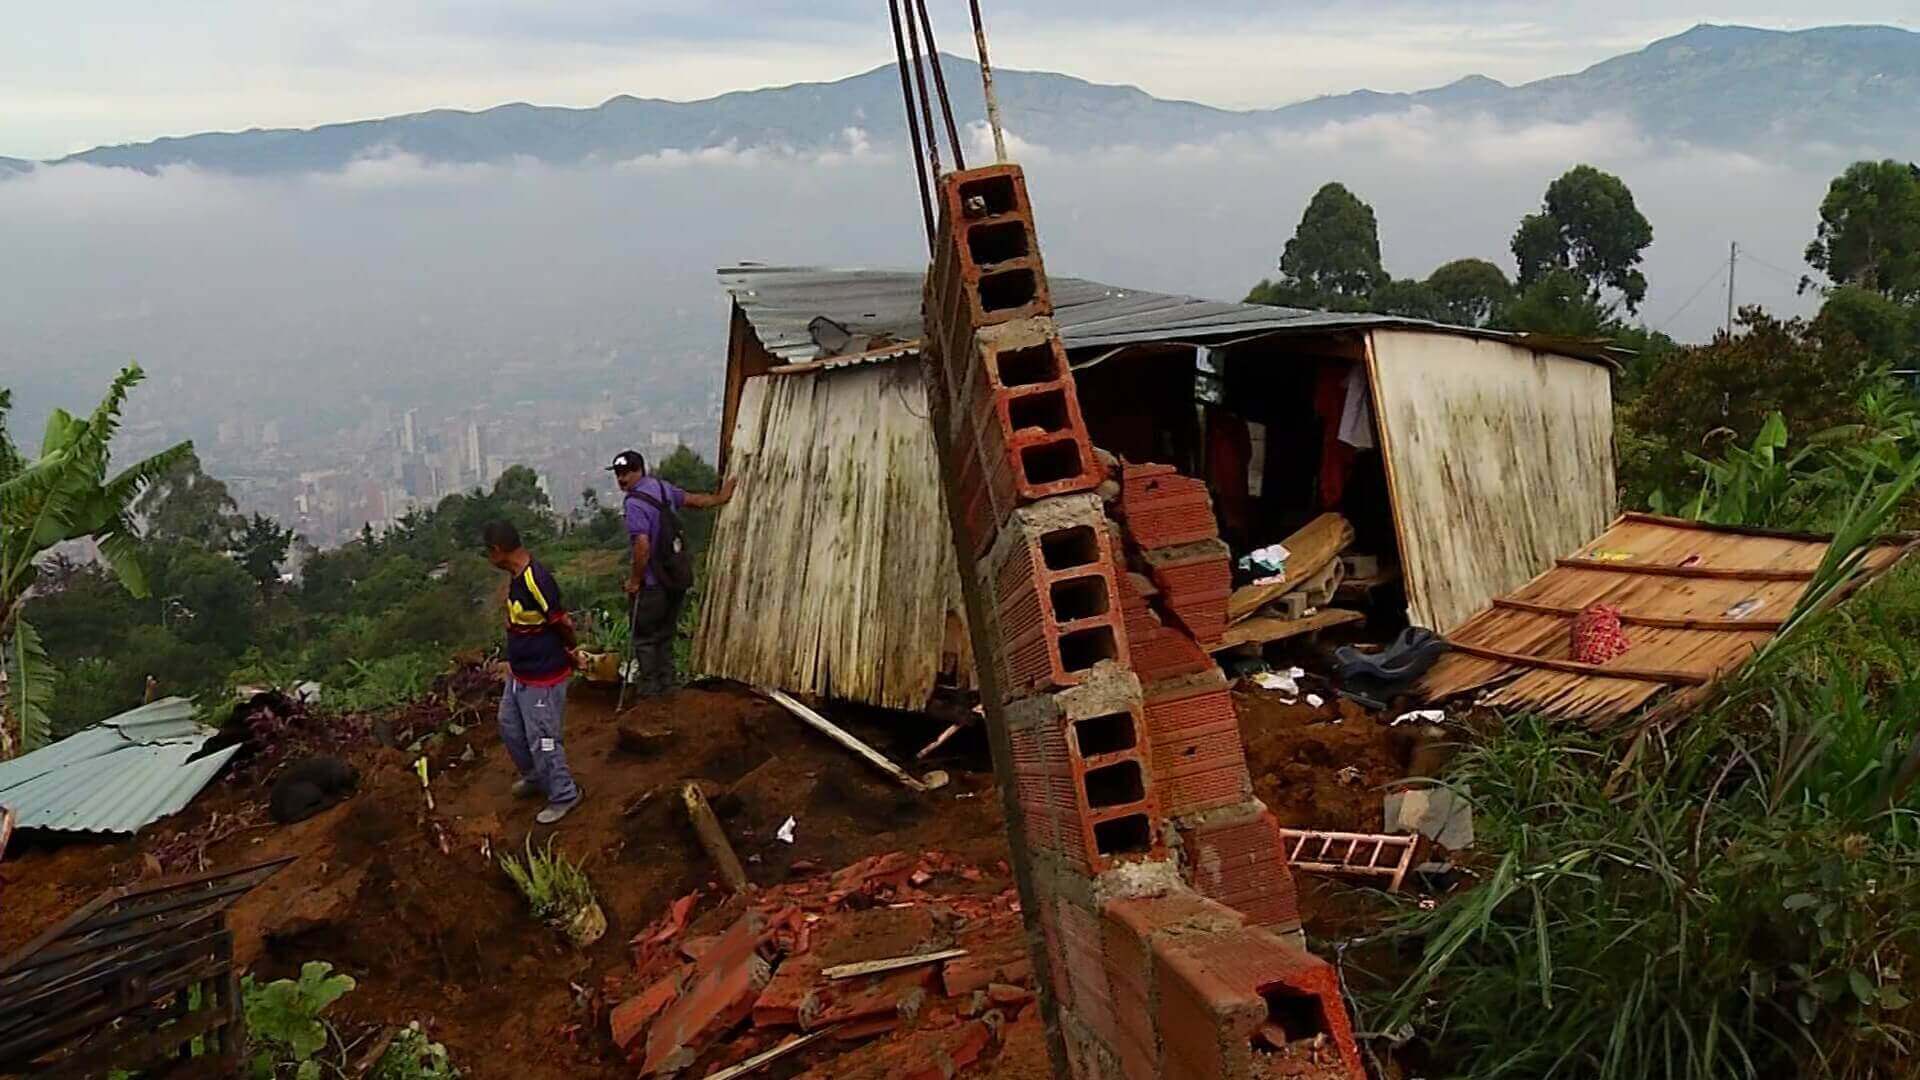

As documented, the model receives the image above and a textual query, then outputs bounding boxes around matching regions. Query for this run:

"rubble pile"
[601,850,1040,1078]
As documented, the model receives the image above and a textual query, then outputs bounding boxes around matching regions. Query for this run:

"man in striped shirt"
[484,520,582,824]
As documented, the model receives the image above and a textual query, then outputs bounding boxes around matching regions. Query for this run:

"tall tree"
[1425,259,1514,328]
[231,513,296,590]
[1248,183,1387,311]
[1817,286,1918,366]
[0,367,191,755]
[491,464,550,511]
[137,452,243,548]
[1804,160,1920,303]
[1512,165,1654,313]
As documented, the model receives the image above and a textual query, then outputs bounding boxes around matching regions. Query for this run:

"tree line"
[1249,159,1920,504]
[0,383,722,752]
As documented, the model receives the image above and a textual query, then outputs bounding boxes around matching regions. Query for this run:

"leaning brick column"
[922,163,1363,1080]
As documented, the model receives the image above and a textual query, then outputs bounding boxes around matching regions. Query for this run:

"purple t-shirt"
[624,476,688,587]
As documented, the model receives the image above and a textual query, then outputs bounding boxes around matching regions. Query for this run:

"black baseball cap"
[607,450,646,474]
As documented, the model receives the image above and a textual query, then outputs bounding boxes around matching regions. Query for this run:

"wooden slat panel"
[1417,514,1911,722]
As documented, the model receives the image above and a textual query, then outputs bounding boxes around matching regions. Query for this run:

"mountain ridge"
[12,22,1918,175]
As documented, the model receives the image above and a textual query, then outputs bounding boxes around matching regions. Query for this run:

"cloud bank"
[0,109,1847,440]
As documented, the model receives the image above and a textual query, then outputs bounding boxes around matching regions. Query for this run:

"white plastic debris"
[1306,693,1326,708]
[1393,709,1446,727]
[776,816,798,844]
[1250,671,1300,698]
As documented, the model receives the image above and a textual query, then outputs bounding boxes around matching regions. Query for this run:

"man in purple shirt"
[608,450,738,697]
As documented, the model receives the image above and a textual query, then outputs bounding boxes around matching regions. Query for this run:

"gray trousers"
[498,677,579,806]
[631,587,688,695]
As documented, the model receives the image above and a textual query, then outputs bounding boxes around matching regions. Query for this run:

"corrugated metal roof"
[718,265,1619,367]
[0,697,238,834]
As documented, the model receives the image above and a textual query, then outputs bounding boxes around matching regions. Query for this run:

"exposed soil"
[0,671,1424,1079]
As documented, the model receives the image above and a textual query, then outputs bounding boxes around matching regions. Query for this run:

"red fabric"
[1313,363,1356,509]
[1570,604,1631,664]
[1205,407,1251,539]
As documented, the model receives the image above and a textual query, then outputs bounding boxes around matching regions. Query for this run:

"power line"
[1654,262,1730,334]
[1736,249,1811,287]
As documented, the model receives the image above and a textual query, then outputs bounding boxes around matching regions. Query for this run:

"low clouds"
[0,106,1847,438]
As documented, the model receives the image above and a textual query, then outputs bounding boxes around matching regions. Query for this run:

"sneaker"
[511,778,541,800]
[536,798,580,825]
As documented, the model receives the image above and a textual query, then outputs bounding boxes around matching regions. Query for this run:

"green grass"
[1366,455,1920,1078]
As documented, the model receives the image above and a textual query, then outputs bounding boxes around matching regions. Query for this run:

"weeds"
[243,961,460,1079]
[244,961,356,1079]
[370,1023,459,1080]
[1373,444,1920,1078]
[498,836,599,933]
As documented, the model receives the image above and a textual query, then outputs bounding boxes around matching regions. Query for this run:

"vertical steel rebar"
[887,0,936,250]
[968,0,1009,162]
[911,0,966,171]
[902,0,942,179]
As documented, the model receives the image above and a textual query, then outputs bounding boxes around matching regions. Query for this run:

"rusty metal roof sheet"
[0,698,237,835]
[717,265,1620,367]
[1416,514,1912,724]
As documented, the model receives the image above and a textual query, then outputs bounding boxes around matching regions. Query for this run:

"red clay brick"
[643,910,773,1076]
[1140,673,1253,818]
[1152,925,1364,1079]
[1118,465,1219,550]
[1128,627,1217,684]
[901,1019,996,1080]
[1100,892,1248,1080]
[612,965,688,1050]
[1177,803,1302,932]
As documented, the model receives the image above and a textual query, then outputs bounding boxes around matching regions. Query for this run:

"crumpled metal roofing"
[717,265,1619,367]
[0,697,238,835]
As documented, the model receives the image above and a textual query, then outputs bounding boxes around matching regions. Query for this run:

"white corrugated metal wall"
[1365,329,1618,633]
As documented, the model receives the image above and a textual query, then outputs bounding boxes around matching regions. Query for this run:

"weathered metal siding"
[692,362,970,710]
[0,698,239,835]
[1366,329,1617,633]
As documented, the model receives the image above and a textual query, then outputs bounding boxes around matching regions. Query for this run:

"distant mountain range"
[10,23,1918,176]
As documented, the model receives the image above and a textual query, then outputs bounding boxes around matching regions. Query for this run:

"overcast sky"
[6,2,1917,160]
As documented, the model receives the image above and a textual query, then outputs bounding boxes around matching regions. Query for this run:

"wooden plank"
[763,689,933,792]
[1442,641,1710,685]
[1213,609,1364,652]
[822,948,968,981]
[703,1028,840,1080]
[681,783,750,894]
[1619,511,1920,545]
[1555,558,1816,582]
[1226,513,1355,624]
[1489,597,1786,632]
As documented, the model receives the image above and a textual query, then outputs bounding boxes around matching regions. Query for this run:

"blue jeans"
[498,677,579,807]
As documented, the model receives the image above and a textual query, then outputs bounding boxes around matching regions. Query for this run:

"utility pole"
[1725,241,1738,337]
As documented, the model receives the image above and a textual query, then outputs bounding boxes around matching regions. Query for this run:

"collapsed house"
[695,264,1621,710]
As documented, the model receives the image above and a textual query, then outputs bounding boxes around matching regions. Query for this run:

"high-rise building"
[401,409,419,455]
[464,421,484,476]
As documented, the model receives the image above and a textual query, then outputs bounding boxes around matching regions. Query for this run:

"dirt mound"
[1,681,1011,1079]
[0,673,1421,1078]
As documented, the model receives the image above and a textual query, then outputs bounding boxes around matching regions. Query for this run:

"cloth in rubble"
[1570,603,1631,664]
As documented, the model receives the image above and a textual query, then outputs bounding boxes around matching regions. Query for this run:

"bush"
[245,961,356,1079]
[1622,307,1877,504]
